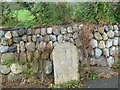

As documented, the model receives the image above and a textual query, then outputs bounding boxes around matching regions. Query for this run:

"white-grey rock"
[0,65,11,74]
[108,25,114,30]
[0,46,9,53]
[90,39,98,48]
[107,56,114,67]
[47,27,52,34]
[50,35,57,41]
[25,42,35,51]
[12,31,19,37]
[53,28,60,35]
[61,27,66,34]
[113,37,118,46]
[98,41,105,49]
[38,41,46,51]
[106,39,112,48]
[103,48,109,57]
[67,26,73,33]
[10,63,23,74]
[98,27,104,34]
[8,72,14,82]
[70,38,74,44]
[63,34,70,41]
[43,60,52,75]
[0,31,5,37]
[78,24,83,29]
[110,46,117,55]
[20,41,25,52]
[5,31,12,39]
[53,41,58,47]
[113,25,119,31]
[57,34,63,43]
[114,30,120,37]
[32,35,37,42]
[73,32,78,39]
[22,35,27,42]
[90,57,97,65]
[97,56,107,66]
[94,32,102,40]
[104,25,109,32]
[107,30,115,38]
[102,32,108,40]
[95,48,102,58]
[41,28,46,35]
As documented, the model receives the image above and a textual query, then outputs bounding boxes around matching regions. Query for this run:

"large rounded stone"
[0,65,11,74]
[38,41,46,51]
[0,46,8,53]
[0,31,4,37]
[5,31,12,39]
[43,35,50,42]
[20,41,25,52]
[22,35,27,42]
[97,56,107,66]
[63,34,70,41]
[41,28,46,35]
[113,37,118,46]
[26,42,35,51]
[1,38,8,46]
[8,45,17,52]
[8,72,14,82]
[20,52,27,64]
[90,57,97,66]
[95,48,102,58]
[12,31,19,37]
[41,52,49,60]
[57,34,63,43]
[90,39,98,48]
[114,30,120,37]
[106,39,112,48]
[104,25,109,32]
[113,25,119,31]
[46,41,53,50]
[110,46,117,55]
[102,32,108,40]
[27,28,33,35]
[10,63,23,74]
[107,56,114,67]
[27,36,32,42]
[67,26,73,33]
[47,27,52,34]
[43,60,52,75]
[107,30,115,38]
[53,28,60,35]
[73,32,78,39]
[37,35,43,41]
[49,35,57,41]
[98,27,104,34]
[18,29,25,36]
[33,50,40,61]
[32,35,37,42]
[94,32,102,40]
[61,27,66,34]
[35,29,40,35]
[103,48,109,57]
[13,37,21,43]
[1,53,15,63]
[98,41,105,49]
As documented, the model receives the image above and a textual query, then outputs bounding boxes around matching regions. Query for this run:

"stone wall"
[0,23,119,82]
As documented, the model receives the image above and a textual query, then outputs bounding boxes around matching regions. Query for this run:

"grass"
[1,60,13,66]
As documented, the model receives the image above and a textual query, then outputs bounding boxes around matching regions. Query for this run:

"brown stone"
[20,52,27,64]
[33,50,40,61]
[8,39,13,46]
[75,38,82,47]
[26,51,33,62]
[41,51,49,60]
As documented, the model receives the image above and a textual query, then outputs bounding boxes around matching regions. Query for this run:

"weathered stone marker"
[53,42,79,84]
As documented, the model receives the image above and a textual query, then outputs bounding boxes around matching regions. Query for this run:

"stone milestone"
[53,42,79,84]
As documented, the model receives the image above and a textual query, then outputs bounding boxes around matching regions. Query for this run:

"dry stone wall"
[0,23,119,82]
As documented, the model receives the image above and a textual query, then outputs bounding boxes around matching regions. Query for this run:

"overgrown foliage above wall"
[1,2,120,27]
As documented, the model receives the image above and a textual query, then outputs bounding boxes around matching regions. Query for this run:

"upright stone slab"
[53,42,79,84]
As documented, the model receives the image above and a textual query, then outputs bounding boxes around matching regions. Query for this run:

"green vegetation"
[88,72,98,80]
[48,78,85,88]
[1,60,13,65]
[1,2,120,27]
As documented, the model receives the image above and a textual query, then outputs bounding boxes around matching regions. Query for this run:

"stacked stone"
[90,24,119,67]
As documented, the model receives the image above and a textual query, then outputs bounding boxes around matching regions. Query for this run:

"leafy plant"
[88,72,98,80]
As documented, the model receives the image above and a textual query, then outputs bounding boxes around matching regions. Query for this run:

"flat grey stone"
[86,76,119,88]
